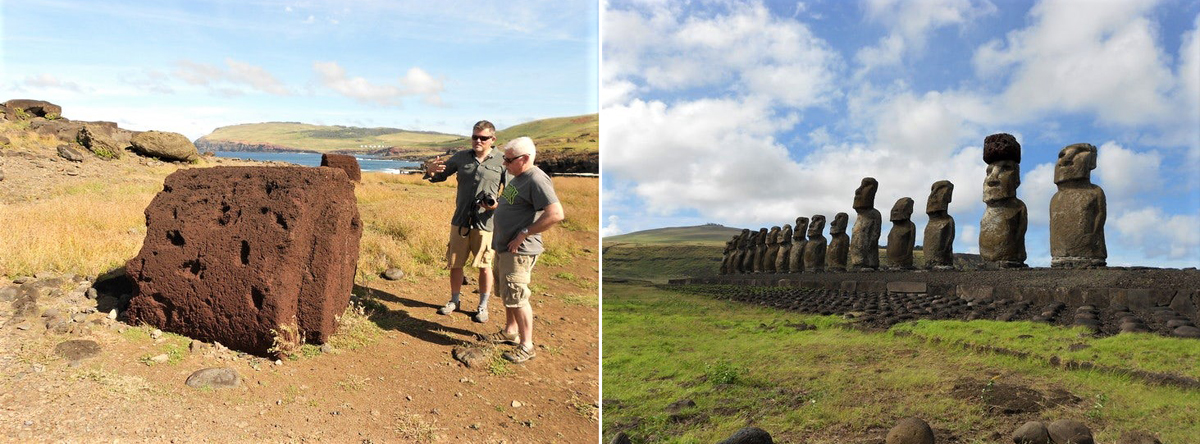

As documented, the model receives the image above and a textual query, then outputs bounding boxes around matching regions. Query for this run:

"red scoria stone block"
[320,153,361,182]
[126,166,361,356]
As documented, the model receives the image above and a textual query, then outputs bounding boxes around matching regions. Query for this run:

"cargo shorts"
[446,225,495,269]
[496,252,538,309]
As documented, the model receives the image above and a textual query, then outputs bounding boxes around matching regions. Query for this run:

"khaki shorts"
[445,225,494,269]
[496,252,538,309]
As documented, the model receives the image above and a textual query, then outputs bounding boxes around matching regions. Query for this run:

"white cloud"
[1021,162,1056,226]
[399,67,445,106]
[1095,141,1163,205]
[856,0,995,75]
[1113,207,1200,262]
[974,0,1176,126]
[603,1,841,108]
[19,73,86,92]
[173,59,292,96]
[601,215,624,237]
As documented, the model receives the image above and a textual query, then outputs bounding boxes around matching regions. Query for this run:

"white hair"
[502,136,536,161]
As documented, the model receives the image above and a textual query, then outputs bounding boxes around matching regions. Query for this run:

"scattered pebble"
[150,354,169,363]
[511,400,523,408]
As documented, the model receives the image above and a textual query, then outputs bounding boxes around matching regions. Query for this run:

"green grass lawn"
[602,282,1200,444]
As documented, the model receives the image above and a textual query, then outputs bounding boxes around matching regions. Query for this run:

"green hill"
[604,223,741,246]
[195,114,599,161]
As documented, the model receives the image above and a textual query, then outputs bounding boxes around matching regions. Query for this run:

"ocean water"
[210,151,419,174]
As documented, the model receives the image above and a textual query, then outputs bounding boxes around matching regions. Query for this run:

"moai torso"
[849,178,881,270]
[1050,143,1106,268]
[980,133,1027,268]
[740,231,757,273]
[923,180,955,269]
[827,212,850,271]
[803,215,827,272]
[735,230,751,274]
[753,228,769,273]
[764,226,781,273]
[777,224,793,272]
[886,198,916,269]
[788,217,809,272]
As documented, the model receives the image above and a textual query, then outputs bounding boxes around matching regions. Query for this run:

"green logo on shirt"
[501,183,519,204]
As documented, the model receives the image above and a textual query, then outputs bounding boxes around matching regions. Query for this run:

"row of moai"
[721,134,1108,273]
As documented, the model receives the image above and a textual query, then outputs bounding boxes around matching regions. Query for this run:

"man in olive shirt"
[484,136,564,363]
[424,120,505,323]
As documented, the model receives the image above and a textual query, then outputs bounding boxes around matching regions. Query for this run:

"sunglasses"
[471,135,493,141]
[503,154,528,164]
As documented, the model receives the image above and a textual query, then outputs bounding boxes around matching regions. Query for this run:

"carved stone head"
[926,180,954,214]
[793,217,809,240]
[830,212,849,235]
[1054,143,1097,184]
[890,197,914,221]
[768,226,781,244]
[853,177,879,210]
[807,215,826,238]
[984,160,1020,203]
[757,228,767,245]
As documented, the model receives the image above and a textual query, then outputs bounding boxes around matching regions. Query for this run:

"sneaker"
[472,308,489,323]
[503,345,536,363]
[437,301,457,315]
[481,330,518,345]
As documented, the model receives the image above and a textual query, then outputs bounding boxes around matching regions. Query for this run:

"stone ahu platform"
[673,268,1200,333]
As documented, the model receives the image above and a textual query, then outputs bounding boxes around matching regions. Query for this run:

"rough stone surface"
[716,426,774,444]
[320,153,361,182]
[382,268,405,281]
[185,367,242,389]
[1046,420,1093,444]
[53,339,101,362]
[4,99,62,118]
[924,180,956,269]
[610,432,633,444]
[827,212,850,271]
[886,197,916,270]
[885,417,934,444]
[1050,143,1106,268]
[130,131,200,162]
[57,144,84,162]
[776,224,792,273]
[77,124,124,159]
[125,166,362,356]
[981,134,1027,268]
[804,215,827,272]
[453,345,491,368]
[1173,325,1200,338]
[1012,421,1050,444]
[789,217,809,273]
[753,228,768,273]
[850,178,881,270]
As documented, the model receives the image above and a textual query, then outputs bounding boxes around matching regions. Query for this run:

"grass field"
[602,282,1200,443]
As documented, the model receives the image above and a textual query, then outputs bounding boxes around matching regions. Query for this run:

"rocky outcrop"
[535,151,598,175]
[320,153,361,182]
[3,99,62,119]
[125,166,362,356]
[131,131,200,162]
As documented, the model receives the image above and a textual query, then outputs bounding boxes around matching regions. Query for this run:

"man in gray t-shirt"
[482,137,564,364]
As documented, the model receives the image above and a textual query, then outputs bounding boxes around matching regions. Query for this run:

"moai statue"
[803,215,827,272]
[1051,143,1106,268]
[827,212,850,271]
[764,226,781,273]
[849,177,882,270]
[923,180,956,270]
[721,235,738,275]
[740,229,757,274]
[980,133,1027,268]
[788,217,809,272]
[777,224,793,273]
[754,228,769,273]
[886,197,916,270]
[735,229,751,274]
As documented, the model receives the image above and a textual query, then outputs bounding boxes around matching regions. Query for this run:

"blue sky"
[1,0,599,140]
[602,0,1200,268]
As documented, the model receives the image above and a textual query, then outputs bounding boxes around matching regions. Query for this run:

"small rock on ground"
[886,417,935,444]
[185,367,242,389]
[717,426,774,444]
[382,268,405,280]
[1047,420,1093,444]
[1012,421,1050,444]
[452,345,490,368]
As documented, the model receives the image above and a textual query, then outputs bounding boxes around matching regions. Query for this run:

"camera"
[476,191,496,207]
